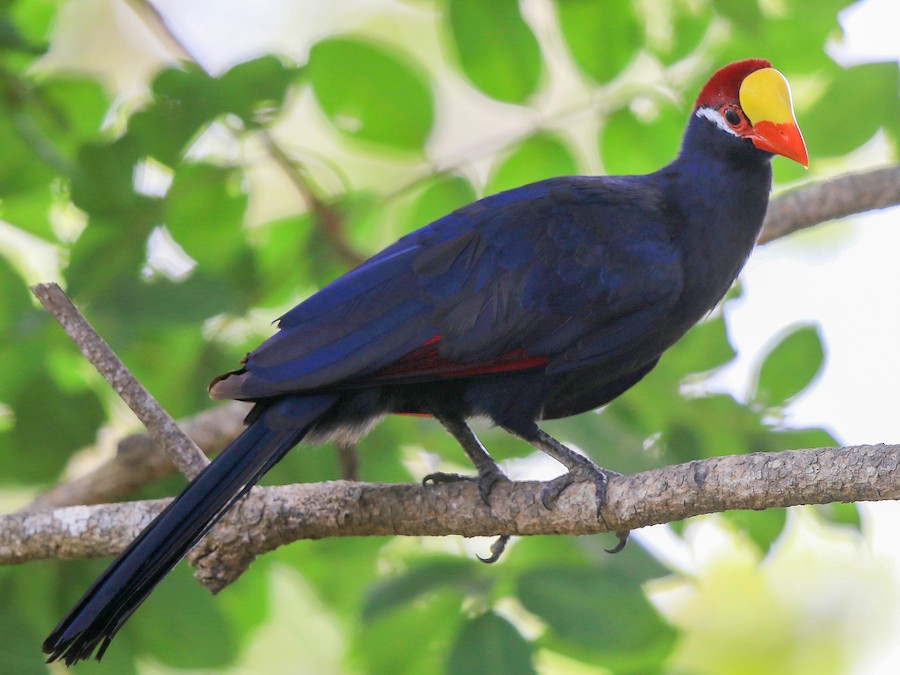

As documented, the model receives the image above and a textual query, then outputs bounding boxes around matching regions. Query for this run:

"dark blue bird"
[44,59,807,664]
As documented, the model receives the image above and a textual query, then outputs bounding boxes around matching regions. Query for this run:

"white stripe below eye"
[695,107,741,137]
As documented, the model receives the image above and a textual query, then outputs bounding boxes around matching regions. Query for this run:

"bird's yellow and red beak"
[739,67,808,167]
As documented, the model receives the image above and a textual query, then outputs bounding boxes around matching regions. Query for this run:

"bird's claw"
[538,459,629,552]
[423,464,509,505]
[477,535,510,564]
[539,459,620,512]
[423,471,468,485]
[424,468,514,563]
[605,530,630,554]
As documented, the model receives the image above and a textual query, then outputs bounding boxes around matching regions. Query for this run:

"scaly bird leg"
[507,423,628,553]
[425,415,510,504]
[425,414,511,563]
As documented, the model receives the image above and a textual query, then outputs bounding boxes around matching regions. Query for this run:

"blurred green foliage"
[0,0,896,672]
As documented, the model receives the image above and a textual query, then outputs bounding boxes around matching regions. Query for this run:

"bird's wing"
[210,176,684,399]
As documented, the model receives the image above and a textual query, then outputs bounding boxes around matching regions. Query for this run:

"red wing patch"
[369,335,548,382]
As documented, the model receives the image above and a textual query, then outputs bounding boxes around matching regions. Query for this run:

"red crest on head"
[694,59,772,109]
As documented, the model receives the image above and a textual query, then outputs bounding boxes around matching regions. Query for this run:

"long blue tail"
[43,394,338,665]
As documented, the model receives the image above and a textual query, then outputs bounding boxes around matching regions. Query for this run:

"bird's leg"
[508,423,629,552]
[425,414,511,562]
[335,440,359,481]
[425,415,510,504]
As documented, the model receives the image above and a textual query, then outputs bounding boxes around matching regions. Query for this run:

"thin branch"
[3,442,896,592]
[258,130,365,266]
[126,0,198,63]
[759,165,900,244]
[30,283,208,480]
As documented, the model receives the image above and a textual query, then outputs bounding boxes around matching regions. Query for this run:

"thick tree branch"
[759,165,900,244]
[30,283,208,480]
[3,442,897,592]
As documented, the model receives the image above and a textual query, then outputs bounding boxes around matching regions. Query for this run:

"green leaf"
[0,256,31,329]
[446,612,536,675]
[814,502,861,530]
[7,0,58,50]
[131,57,299,166]
[664,316,736,376]
[712,0,763,32]
[253,213,316,307]
[802,61,900,158]
[128,563,238,668]
[404,174,477,232]
[486,132,578,195]
[650,5,708,65]
[3,374,105,482]
[363,558,485,622]
[0,14,42,53]
[751,324,825,408]
[217,55,302,127]
[716,0,848,74]
[354,589,464,675]
[71,136,161,222]
[128,65,219,166]
[164,162,249,271]
[35,76,109,154]
[516,556,674,655]
[308,37,434,151]
[66,216,147,299]
[600,103,685,176]
[446,0,541,102]
[25,559,141,673]
[723,509,788,552]
[0,569,56,674]
[0,186,55,237]
[557,0,641,84]
[882,96,900,157]
[446,612,537,675]
[0,95,57,196]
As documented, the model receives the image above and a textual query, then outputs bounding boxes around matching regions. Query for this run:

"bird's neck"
[663,114,774,310]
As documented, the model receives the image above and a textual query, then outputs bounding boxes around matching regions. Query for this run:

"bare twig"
[30,283,208,480]
[3,442,897,592]
[258,130,365,266]
[760,165,900,244]
[126,0,198,63]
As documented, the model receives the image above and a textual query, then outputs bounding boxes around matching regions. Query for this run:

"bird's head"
[694,59,808,167]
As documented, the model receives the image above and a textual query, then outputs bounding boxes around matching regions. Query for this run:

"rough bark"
[3,442,896,592]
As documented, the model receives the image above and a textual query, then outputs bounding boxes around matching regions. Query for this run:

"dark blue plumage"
[44,59,808,664]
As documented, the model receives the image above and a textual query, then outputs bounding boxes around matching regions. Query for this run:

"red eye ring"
[722,106,742,127]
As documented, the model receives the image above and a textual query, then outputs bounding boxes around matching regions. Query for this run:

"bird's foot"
[539,457,629,552]
[477,535,510,564]
[423,462,509,505]
[539,455,619,511]
[424,466,512,563]
[605,530,630,554]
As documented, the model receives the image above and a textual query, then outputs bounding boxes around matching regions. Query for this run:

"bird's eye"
[723,108,741,126]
